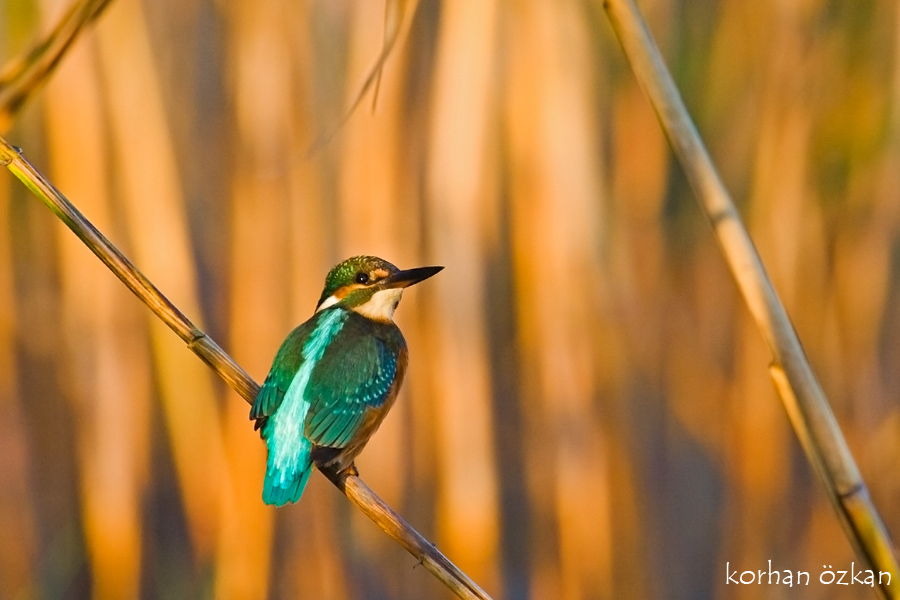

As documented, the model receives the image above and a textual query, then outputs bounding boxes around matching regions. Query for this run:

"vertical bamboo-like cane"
[600,1,899,597]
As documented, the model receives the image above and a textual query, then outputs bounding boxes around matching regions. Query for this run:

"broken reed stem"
[0,137,493,600]
[600,0,899,597]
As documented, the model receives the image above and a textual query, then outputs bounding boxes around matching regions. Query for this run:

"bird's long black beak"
[384,265,444,289]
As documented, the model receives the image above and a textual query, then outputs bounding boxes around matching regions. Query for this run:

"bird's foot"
[340,463,359,477]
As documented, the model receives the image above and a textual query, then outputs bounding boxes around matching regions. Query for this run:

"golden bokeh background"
[1,0,898,598]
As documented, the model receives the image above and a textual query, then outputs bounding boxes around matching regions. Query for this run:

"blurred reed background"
[0,0,898,598]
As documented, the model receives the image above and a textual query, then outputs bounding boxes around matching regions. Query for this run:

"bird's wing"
[250,320,316,426]
[303,335,398,448]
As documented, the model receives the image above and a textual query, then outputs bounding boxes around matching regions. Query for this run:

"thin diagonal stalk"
[0,137,493,600]
[0,0,115,130]
[600,0,899,597]
[304,0,413,156]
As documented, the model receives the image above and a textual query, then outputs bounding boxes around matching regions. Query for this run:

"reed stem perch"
[0,137,493,600]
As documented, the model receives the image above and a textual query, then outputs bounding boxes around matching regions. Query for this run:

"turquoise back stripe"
[265,308,348,498]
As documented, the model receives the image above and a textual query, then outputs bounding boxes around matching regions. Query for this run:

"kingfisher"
[251,255,442,506]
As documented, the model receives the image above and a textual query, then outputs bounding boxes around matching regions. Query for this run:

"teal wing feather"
[250,319,317,428]
[304,335,398,448]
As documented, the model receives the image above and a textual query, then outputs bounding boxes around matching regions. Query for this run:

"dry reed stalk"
[0,0,114,131]
[0,149,36,598]
[503,2,612,596]
[305,0,414,157]
[0,137,494,600]
[42,34,148,598]
[600,0,900,597]
[424,0,502,585]
[94,0,230,561]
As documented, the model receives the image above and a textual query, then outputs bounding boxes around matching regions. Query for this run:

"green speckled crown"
[316,256,399,309]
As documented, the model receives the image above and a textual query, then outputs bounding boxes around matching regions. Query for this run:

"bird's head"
[315,256,443,322]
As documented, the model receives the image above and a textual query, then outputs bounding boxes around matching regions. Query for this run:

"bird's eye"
[355,272,370,284]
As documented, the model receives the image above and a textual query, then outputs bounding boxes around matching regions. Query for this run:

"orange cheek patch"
[333,283,366,299]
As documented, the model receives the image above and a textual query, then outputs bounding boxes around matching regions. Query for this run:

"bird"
[251,255,443,506]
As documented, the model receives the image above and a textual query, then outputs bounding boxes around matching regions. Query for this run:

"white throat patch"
[352,288,404,321]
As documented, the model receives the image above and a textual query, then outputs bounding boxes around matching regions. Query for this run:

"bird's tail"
[263,459,312,506]
[262,441,314,506]
[263,465,312,506]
